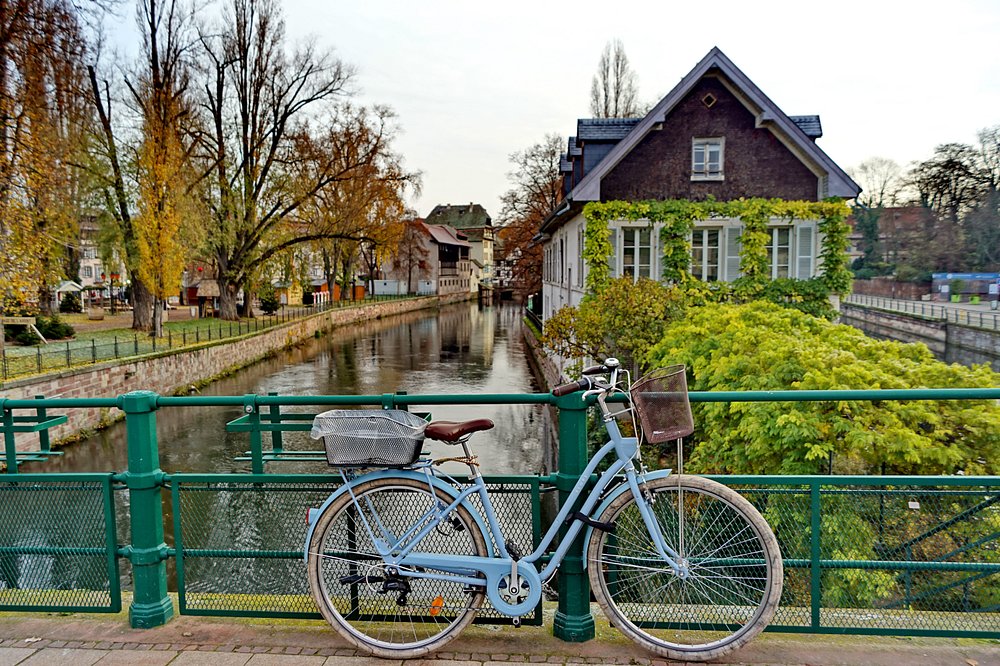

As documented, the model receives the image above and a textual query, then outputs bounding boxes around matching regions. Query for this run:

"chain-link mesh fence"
[0,474,120,612]
[725,478,999,636]
[170,474,541,624]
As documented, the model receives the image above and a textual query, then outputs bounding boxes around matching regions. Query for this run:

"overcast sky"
[112,0,1000,220]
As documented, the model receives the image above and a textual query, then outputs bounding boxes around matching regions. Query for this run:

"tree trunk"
[217,278,240,320]
[243,286,256,318]
[131,279,154,331]
[151,298,163,338]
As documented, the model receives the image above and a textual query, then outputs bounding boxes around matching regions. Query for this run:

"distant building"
[384,218,472,297]
[846,206,936,268]
[539,47,860,321]
[426,203,494,293]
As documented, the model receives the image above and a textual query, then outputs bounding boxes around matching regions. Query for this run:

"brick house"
[426,203,495,293]
[384,219,472,297]
[539,47,860,320]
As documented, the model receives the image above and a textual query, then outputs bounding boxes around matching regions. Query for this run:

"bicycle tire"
[307,476,488,658]
[587,474,782,662]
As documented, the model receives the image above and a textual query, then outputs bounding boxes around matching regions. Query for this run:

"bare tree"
[589,39,640,118]
[196,0,417,320]
[497,133,562,296]
[847,157,903,272]
[849,157,902,209]
[391,215,430,294]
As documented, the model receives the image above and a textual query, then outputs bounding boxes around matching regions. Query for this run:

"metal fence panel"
[721,477,1000,638]
[170,473,542,624]
[0,473,120,613]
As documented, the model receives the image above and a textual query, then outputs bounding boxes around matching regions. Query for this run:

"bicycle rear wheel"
[307,477,488,658]
[587,475,782,662]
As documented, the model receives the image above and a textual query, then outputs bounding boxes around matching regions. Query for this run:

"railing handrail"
[845,293,1000,331]
[3,387,999,411]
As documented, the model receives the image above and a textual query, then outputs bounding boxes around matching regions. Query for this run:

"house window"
[692,138,724,181]
[621,227,652,281]
[768,227,792,278]
[559,238,565,284]
[82,266,93,278]
[691,228,721,281]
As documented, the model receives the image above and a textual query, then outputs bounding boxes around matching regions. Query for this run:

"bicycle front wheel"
[587,475,782,662]
[306,477,488,659]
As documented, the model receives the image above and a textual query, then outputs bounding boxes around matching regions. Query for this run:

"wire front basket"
[310,409,428,467]
[629,365,694,444]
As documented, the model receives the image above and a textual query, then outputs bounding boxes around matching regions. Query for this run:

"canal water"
[12,302,550,598]
[35,301,546,476]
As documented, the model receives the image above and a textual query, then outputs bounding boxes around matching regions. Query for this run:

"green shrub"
[59,292,83,313]
[259,285,280,315]
[13,326,41,345]
[36,315,75,340]
[646,301,1000,476]
[759,277,835,319]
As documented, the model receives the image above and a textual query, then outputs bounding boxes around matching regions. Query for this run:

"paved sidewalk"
[1,613,998,666]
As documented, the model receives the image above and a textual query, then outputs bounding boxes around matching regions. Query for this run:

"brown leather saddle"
[424,418,494,443]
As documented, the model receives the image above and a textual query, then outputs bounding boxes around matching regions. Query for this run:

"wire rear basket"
[630,365,694,444]
[310,409,428,467]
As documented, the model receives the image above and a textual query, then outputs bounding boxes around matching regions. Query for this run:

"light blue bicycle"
[304,359,782,661]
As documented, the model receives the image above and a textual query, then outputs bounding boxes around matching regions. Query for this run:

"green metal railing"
[1,388,999,641]
[845,293,1000,331]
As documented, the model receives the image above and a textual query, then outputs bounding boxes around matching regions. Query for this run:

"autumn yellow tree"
[130,0,198,337]
[0,0,92,315]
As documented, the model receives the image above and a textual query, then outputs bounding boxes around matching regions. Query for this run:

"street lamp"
[110,272,120,315]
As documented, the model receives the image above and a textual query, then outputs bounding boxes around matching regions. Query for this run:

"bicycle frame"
[304,398,687,618]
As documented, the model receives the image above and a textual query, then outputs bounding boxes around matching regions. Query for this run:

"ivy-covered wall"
[582,197,851,295]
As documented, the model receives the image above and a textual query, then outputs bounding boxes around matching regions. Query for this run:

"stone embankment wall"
[840,303,1000,371]
[839,304,948,356]
[3,295,468,448]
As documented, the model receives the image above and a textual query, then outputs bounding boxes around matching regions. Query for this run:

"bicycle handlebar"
[552,377,592,397]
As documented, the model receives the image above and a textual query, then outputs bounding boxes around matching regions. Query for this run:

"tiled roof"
[560,154,572,173]
[424,223,472,248]
[577,118,642,141]
[554,47,859,207]
[427,203,492,229]
[567,137,582,156]
[789,115,822,138]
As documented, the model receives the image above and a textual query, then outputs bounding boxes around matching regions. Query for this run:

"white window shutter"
[796,223,815,278]
[725,226,742,281]
[608,228,618,277]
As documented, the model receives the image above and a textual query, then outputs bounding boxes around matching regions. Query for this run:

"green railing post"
[244,395,264,474]
[119,390,173,628]
[35,395,50,454]
[810,479,822,630]
[552,392,595,642]
[268,392,283,455]
[2,404,17,472]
